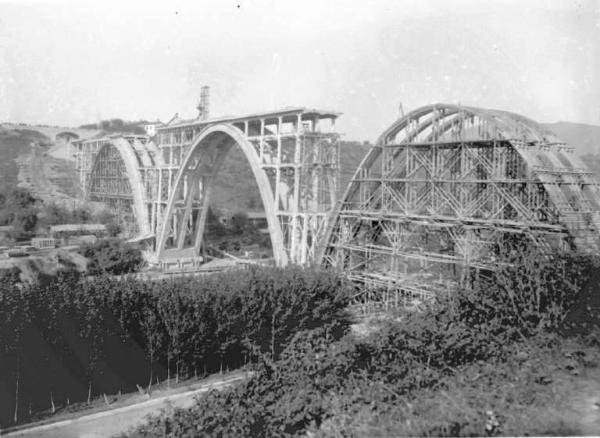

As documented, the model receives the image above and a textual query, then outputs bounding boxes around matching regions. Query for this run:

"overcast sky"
[0,0,599,141]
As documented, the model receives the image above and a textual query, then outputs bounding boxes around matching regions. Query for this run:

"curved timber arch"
[156,123,288,265]
[322,104,600,297]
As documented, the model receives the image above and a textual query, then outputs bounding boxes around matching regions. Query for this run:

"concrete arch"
[86,137,152,236]
[156,123,288,265]
[321,104,600,296]
[55,131,79,141]
[330,104,600,242]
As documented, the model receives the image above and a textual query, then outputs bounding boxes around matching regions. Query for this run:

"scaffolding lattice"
[321,104,600,303]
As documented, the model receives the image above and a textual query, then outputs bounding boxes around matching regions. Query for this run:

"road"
[3,373,248,438]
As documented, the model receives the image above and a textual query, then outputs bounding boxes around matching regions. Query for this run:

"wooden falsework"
[320,104,600,302]
[77,108,341,267]
[76,103,600,310]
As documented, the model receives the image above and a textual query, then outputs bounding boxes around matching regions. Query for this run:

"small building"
[31,237,57,249]
[49,224,108,243]
[246,211,268,229]
[144,121,163,138]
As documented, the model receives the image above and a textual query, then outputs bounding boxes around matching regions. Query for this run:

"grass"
[2,369,247,435]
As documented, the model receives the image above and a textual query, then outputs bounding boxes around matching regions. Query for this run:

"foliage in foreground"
[126,251,600,437]
[0,266,350,427]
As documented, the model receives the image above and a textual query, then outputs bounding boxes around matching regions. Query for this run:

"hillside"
[542,122,600,157]
[211,140,369,213]
[0,128,47,192]
[0,124,100,204]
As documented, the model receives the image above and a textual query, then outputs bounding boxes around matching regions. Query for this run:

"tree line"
[0,266,350,427]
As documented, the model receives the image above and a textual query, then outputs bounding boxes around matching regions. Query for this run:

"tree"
[71,207,91,223]
[231,212,248,234]
[41,202,71,226]
[206,207,226,237]
[8,188,36,210]
[11,208,37,235]
[79,239,144,275]
[0,188,38,237]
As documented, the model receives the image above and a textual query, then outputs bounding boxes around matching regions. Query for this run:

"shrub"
[456,249,599,340]
[79,239,144,275]
[124,249,600,438]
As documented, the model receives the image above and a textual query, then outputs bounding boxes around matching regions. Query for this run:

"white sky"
[0,0,599,141]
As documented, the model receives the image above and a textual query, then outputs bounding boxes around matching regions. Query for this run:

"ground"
[0,249,87,282]
[2,371,250,438]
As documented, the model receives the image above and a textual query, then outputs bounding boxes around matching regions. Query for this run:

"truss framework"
[77,108,340,266]
[321,104,600,297]
[154,108,340,265]
[76,135,157,237]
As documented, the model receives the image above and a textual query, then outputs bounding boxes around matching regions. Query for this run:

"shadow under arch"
[156,123,288,265]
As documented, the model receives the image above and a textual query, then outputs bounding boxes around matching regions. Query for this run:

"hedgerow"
[124,250,600,437]
[0,266,351,427]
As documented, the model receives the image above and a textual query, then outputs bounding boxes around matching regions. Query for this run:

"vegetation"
[124,250,600,437]
[0,128,49,192]
[0,187,38,240]
[0,266,350,427]
[78,239,144,275]
[79,118,146,135]
[204,208,271,255]
[0,184,121,243]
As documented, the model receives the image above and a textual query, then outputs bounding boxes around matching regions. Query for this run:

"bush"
[0,188,38,238]
[124,249,600,438]
[456,249,599,340]
[79,239,144,275]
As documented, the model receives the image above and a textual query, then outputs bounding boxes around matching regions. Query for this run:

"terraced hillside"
[0,124,99,205]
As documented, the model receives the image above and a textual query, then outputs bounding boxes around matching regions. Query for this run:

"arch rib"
[156,123,288,265]
[86,138,151,236]
[322,104,600,298]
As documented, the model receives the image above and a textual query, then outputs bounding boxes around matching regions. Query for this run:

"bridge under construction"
[73,97,600,302]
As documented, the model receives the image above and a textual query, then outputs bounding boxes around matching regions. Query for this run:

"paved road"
[3,374,248,438]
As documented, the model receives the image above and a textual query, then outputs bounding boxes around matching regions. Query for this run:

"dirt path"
[2,372,249,438]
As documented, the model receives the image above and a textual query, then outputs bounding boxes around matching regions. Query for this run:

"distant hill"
[542,122,600,156]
